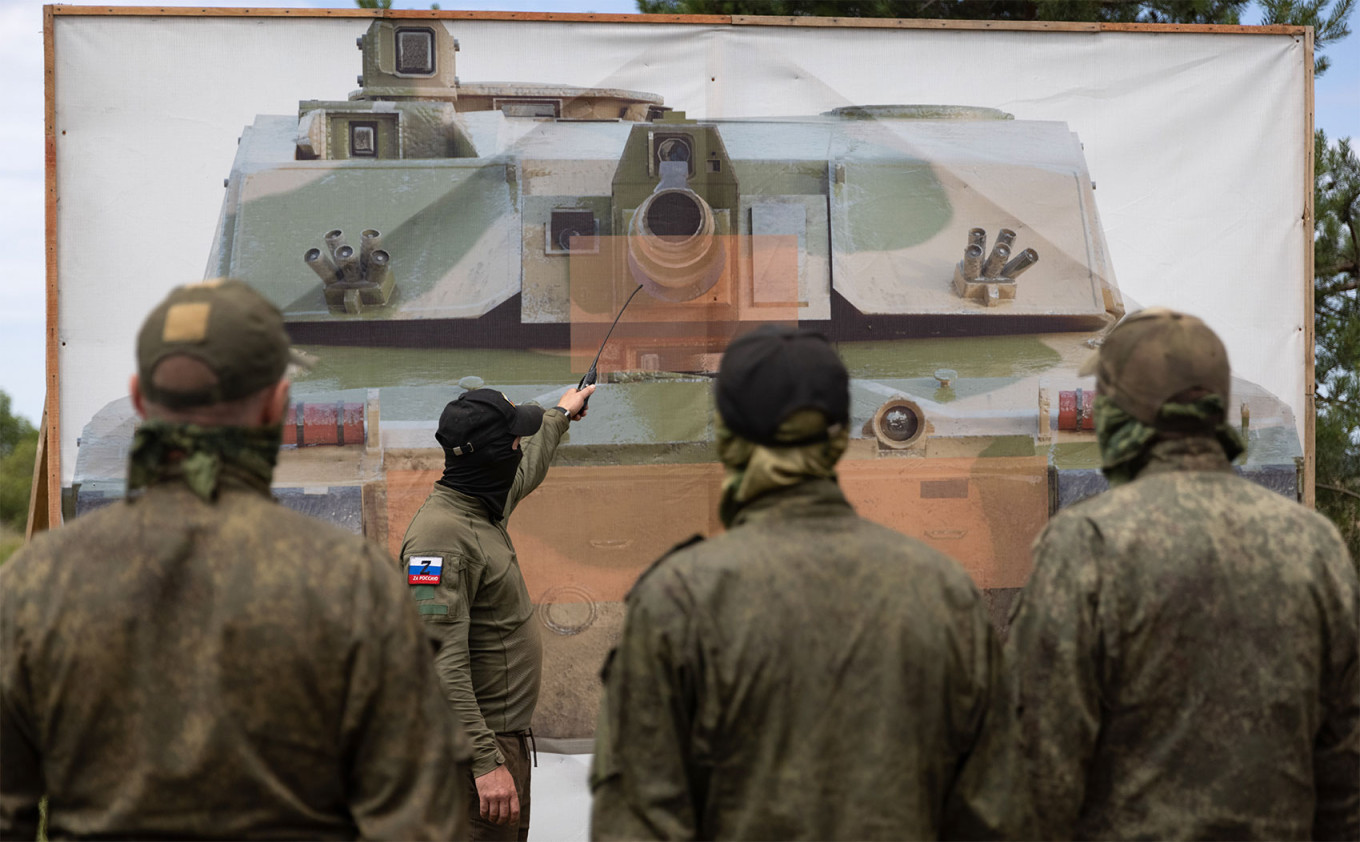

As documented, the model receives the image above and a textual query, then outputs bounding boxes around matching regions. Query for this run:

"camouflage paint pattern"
[1006,437,1360,840]
[402,408,570,777]
[0,471,468,840]
[590,478,1031,841]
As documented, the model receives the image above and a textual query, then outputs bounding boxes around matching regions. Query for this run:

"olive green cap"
[1079,307,1231,426]
[137,278,291,409]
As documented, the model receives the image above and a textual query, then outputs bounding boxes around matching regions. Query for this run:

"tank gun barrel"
[626,162,726,302]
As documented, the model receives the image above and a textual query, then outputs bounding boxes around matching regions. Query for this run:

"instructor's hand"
[557,383,595,421]
[475,764,520,825]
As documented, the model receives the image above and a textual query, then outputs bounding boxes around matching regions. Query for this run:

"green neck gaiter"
[127,420,280,502]
[716,409,849,528]
[1095,393,1246,487]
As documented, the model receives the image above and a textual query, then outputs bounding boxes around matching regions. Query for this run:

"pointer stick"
[576,285,645,413]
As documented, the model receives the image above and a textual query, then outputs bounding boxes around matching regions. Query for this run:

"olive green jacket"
[403,407,569,777]
[0,476,469,841]
[1007,438,1360,840]
[591,478,1031,841]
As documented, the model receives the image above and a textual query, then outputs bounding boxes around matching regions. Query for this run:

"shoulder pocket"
[404,551,468,623]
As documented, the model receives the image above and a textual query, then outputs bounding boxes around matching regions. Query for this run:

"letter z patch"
[408,555,443,585]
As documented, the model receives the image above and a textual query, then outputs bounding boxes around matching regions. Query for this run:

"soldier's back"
[1051,468,1358,839]
[621,478,1021,840]
[1,480,445,840]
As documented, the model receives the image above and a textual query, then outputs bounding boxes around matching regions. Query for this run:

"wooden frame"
[42,7,1317,527]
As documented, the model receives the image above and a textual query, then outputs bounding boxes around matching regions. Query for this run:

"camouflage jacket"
[402,407,569,777]
[590,478,1032,841]
[1006,437,1360,840]
[0,474,470,841]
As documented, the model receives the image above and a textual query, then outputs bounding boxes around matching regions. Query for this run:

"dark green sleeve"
[1005,514,1105,840]
[590,572,700,841]
[504,408,568,520]
[940,602,1035,840]
[342,543,468,841]
[0,562,43,841]
[407,550,503,777]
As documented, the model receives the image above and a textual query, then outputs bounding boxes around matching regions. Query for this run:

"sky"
[1,0,1356,426]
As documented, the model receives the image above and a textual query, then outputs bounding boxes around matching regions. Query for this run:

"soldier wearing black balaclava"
[1007,308,1359,840]
[590,325,1031,841]
[402,384,594,842]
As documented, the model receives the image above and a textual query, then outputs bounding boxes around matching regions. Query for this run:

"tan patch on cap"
[195,278,227,288]
[162,302,211,343]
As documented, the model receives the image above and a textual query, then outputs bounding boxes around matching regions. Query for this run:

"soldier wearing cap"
[401,382,595,841]
[589,325,1030,841]
[0,279,469,840]
[1006,308,1359,840]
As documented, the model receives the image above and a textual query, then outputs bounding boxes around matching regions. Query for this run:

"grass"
[0,523,24,567]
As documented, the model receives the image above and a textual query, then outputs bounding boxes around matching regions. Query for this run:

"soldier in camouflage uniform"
[402,383,594,841]
[0,280,469,841]
[1007,308,1360,840]
[590,326,1030,841]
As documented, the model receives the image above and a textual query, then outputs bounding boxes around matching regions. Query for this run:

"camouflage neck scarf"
[1095,393,1245,488]
[127,420,280,502]
[716,409,850,528]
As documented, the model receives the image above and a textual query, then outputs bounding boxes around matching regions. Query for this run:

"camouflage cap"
[1079,307,1231,426]
[137,279,291,409]
[716,325,850,447]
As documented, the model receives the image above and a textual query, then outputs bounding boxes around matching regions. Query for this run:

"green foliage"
[0,392,36,459]
[1259,0,1354,74]
[634,0,1357,68]
[354,0,444,11]
[0,392,38,534]
[0,436,38,532]
[1314,130,1360,554]
[0,525,23,567]
[636,0,1249,22]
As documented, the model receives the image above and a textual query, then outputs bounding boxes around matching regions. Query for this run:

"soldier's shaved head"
[135,354,284,427]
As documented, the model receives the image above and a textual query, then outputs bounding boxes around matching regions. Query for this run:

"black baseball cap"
[436,389,545,455]
[716,325,850,447]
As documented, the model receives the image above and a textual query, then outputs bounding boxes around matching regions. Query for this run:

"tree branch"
[1317,260,1358,277]
[1318,482,1360,503]
[1316,394,1359,407]
[1317,277,1359,297]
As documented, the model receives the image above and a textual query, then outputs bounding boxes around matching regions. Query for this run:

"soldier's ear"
[260,380,291,428]
[130,375,148,419]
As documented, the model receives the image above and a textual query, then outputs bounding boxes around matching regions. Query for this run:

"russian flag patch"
[408,556,443,585]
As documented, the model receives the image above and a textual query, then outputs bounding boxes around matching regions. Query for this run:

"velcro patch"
[163,302,212,343]
[408,555,443,585]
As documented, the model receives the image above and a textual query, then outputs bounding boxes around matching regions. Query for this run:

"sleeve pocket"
[404,551,466,624]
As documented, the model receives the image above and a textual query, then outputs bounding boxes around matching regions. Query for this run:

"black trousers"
[466,732,532,842]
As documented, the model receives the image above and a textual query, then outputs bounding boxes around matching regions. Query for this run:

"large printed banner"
[50,11,1310,737]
